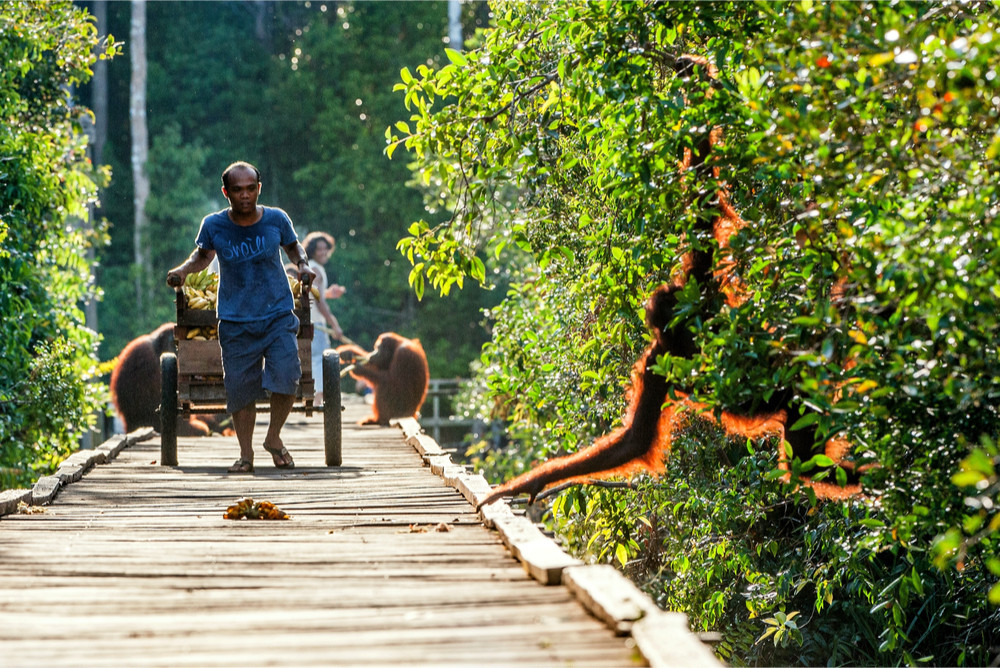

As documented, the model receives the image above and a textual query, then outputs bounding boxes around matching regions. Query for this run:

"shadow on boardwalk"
[0,398,717,667]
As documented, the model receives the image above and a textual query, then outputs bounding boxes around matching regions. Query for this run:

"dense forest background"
[87,0,500,378]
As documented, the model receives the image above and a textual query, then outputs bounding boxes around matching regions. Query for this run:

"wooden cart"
[158,277,343,467]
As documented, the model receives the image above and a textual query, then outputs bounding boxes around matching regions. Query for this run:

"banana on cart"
[181,270,219,339]
[180,270,317,341]
[287,274,321,300]
[185,326,218,340]
[182,268,218,311]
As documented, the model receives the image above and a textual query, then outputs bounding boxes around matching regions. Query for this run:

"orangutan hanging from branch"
[480,55,866,508]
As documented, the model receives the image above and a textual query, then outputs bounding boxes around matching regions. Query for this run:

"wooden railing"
[420,378,478,444]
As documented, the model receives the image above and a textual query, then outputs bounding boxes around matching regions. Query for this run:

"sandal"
[263,443,295,468]
[227,458,254,474]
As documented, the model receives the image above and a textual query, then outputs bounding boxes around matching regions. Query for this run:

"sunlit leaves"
[393,0,1000,663]
[444,47,467,67]
[1,2,111,489]
[757,610,802,648]
[932,437,1000,605]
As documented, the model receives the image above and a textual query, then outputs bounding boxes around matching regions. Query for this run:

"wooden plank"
[175,309,217,328]
[632,611,721,668]
[29,474,60,505]
[0,488,32,514]
[563,564,658,635]
[175,337,312,398]
[0,398,643,667]
[489,514,582,586]
[176,338,223,375]
[399,422,718,666]
[297,337,311,376]
[407,432,446,458]
[451,470,494,508]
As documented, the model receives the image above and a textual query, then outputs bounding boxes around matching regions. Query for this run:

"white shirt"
[308,259,328,325]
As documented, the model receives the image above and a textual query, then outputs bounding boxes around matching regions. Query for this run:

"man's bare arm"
[283,242,316,285]
[166,247,216,287]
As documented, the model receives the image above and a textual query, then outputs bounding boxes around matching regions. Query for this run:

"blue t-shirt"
[195,206,298,322]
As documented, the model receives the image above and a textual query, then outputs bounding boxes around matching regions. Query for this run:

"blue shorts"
[218,311,301,414]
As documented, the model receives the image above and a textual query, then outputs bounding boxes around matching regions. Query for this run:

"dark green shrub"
[0,2,117,489]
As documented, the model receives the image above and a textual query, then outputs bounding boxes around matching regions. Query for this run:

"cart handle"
[172,282,186,310]
[297,270,313,313]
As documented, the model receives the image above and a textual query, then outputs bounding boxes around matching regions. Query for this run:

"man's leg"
[218,318,263,471]
[263,392,295,466]
[260,311,302,467]
[232,402,257,462]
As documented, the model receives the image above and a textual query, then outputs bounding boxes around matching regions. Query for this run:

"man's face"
[223,167,260,214]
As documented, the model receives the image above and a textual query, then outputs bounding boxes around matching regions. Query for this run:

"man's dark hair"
[303,230,336,259]
[221,161,261,189]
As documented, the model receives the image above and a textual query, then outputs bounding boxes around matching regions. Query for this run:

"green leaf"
[987,135,1000,160]
[789,412,819,431]
[836,466,848,486]
[910,567,925,596]
[444,48,467,67]
[951,471,986,487]
[809,454,835,468]
[615,542,629,567]
[471,255,486,283]
[989,582,1000,606]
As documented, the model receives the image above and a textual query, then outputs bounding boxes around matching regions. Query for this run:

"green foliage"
[94,1,499,378]
[261,1,501,376]
[144,124,214,326]
[98,123,214,345]
[395,0,1000,664]
[0,1,117,488]
[94,0,285,354]
[933,437,1000,607]
[549,420,998,666]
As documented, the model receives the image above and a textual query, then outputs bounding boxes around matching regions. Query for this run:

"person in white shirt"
[303,231,346,407]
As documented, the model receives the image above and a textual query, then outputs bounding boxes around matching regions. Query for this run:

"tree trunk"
[130,0,149,312]
[93,0,108,167]
[84,0,108,334]
[252,0,273,47]
[448,0,462,50]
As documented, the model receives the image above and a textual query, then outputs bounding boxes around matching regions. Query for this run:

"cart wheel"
[322,349,342,466]
[160,352,178,466]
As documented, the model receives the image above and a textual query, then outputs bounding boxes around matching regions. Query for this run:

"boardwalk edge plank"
[562,564,656,635]
[396,418,721,667]
[1,428,155,516]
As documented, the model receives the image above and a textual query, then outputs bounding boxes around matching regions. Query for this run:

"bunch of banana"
[185,326,218,340]
[288,274,321,300]
[224,497,290,520]
[183,269,218,310]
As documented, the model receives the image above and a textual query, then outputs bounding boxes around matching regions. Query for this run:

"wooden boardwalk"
[0,398,717,667]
